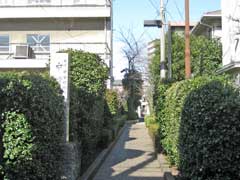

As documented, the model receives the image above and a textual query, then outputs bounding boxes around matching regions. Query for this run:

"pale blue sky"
[112,0,221,79]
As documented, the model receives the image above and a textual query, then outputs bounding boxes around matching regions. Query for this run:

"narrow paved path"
[93,122,164,180]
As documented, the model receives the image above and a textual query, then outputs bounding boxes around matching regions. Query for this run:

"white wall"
[0,18,111,63]
[222,0,240,66]
[0,0,108,6]
[212,26,222,39]
[0,6,110,19]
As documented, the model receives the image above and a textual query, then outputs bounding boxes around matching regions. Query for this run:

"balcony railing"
[0,0,111,7]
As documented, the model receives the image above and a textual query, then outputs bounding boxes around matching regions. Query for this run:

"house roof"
[169,21,196,27]
[204,10,221,16]
[191,10,222,35]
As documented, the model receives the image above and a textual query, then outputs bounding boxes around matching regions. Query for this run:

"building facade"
[191,10,222,39]
[220,0,240,84]
[147,39,158,61]
[169,21,195,36]
[0,0,113,86]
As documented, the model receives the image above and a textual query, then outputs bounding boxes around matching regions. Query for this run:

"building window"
[0,0,11,5]
[0,35,9,52]
[28,0,51,5]
[27,34,50,52]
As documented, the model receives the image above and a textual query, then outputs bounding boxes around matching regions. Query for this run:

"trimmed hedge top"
[67,49,109,94]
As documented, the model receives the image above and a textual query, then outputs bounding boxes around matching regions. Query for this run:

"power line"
[173,0,184,21]
[139,13,160,42]
[147,0,160,15]
[165,0,170,7]
[165,10,175,22]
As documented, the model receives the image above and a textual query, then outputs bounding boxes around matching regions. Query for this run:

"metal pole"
[168,22,172,80]
[110,0,113,88]
[185,0,191,79]
[160,0,166,79]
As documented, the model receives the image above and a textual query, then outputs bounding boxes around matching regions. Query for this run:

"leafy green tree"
[148,41,160,86]
[119,29,144,120]
[122,70,143,119]
[149,33,222,84]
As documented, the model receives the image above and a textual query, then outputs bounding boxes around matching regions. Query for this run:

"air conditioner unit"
[14,45,33,59]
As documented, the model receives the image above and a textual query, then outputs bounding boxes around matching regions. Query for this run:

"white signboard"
[50,53,70,142]
[222,0,240,66]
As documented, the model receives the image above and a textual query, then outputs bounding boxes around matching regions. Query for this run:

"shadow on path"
[93,123,164,180]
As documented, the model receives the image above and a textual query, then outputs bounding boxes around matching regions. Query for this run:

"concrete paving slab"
[93,122,165,180]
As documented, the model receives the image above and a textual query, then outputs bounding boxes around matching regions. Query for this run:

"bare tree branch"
[118,27,147,73]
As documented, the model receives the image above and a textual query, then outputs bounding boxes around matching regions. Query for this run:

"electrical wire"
[139,13,160,42]
[165,9,176,23]
[165,0,170,7]
[173,0,184,21]
[147,0,160,15]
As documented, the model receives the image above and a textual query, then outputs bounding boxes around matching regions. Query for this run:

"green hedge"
[179,80,240,180]
[65,50,111,172]
[153,83,170,139]
[105,90,120,116]
[160,76,227,166]
[0,73,65,179]
[145,115,159,137]
[145,115,156,127]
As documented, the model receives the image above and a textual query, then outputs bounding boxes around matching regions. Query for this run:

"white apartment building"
[0,0,113,86]
[220,0,240,84]
[191,10,222,40]
[147,39,158,61]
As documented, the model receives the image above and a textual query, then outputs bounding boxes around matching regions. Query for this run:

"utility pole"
[160,0,166,79]
[168,22,172,80]
[143,0,166,79]
[185,0,191,79]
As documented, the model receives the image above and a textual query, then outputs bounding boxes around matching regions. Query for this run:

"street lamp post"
[144,0,166,80]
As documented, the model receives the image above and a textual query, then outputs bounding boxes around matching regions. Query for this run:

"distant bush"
[179,80,240,180]
[105,90,120,116]
[145,115,156,128]
[0,73,65,179]
[112,114,127,137]
[101,89,125,147]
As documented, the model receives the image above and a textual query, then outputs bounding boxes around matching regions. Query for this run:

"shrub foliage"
[160,76,227,166]
[179,80,240,180]
[105,90,120,116]
[149,34,222,84]
[0,73,65,179]
[65,50,111,171]
[0,50,125,178]
[153,83,170,139]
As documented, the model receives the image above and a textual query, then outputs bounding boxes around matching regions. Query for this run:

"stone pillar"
[60,143,82,180]
[50,53,70,142]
